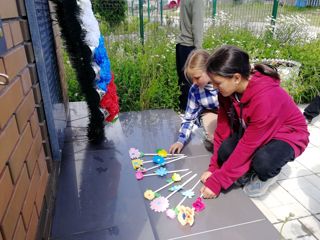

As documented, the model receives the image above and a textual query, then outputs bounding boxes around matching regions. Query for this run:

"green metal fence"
[101,0,320,46]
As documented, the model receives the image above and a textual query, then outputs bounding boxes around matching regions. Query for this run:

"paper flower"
[129,148,141,159]
[166,179,173,183]
[166,209,176,219]
[155,167,168,177]
[177,205,195,226]
[150,196,169,212]
[157,149,168,157]
[192,197,205,212]
[153,155,165,165]
[131,159,143,170]
[171,173,181,182]
[169,185,183,192]
[135,170,144,180]
[182,190,195,199]
[144,190,155,200]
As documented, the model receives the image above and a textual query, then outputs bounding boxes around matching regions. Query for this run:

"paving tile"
[277,160,313,180]
[279,177,320,214]
[251,199,279,223]
[296,146,320,173]
[308,125,320,147]
[299,216,320,239]
[274,219,315,239]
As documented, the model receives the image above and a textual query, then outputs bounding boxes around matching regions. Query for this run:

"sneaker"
[243,175,278,198]
[234,171,255,187]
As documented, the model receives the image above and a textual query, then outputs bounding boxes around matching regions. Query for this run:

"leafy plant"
[92,0,127,30]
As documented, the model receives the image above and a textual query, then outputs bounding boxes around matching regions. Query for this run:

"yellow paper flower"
[171,173,182,182]
[132,159,143,170]
[144,190,155,200]
[157,149,168,158]
[177,205,195,226]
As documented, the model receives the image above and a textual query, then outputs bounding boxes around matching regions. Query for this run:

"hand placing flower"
[200,185,217,199]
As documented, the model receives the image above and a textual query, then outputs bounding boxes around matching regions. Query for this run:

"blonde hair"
[184,49,210,82]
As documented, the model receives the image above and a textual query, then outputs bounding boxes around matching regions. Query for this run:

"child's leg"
[251,139,295,181]
[200,111,218,142]
[217,134,240,167]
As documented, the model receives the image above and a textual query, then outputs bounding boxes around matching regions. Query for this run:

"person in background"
[303,95,320,124]
[176,0,205,111]
[200,45,309,199]
[169,49,219,154]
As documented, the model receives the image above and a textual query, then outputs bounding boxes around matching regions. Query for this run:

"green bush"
[65,23,320,109]
[92,0,127,29]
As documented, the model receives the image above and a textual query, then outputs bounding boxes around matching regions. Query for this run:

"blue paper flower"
[153,156,165,165]
[94,35,112,92]
[182,190,195,198]
[155,167,168,177]
[169,185,183,192]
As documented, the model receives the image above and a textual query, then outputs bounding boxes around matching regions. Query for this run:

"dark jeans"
[304,95,320,120]
[217,135,295,181]
[176,43,195,111]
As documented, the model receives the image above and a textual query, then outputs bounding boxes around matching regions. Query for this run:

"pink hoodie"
[205,71,309,195]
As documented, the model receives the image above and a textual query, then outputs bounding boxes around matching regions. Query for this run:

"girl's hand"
[200,185,217,199]
[169,142,184,154]
[200,171,212,183]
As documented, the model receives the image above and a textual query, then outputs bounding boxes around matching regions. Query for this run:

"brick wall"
[0,0,58,239]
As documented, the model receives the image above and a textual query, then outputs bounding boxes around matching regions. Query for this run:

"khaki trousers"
[200,111,218,142]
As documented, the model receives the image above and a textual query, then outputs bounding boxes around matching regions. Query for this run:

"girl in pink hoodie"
[200,45,309,198]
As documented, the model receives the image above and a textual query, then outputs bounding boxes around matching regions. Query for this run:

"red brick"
[24,43,35,64]
[15,90,35,133]
[0,117,19,173]
[13,215,26,240]
[20,68,32,94]
[25,130,42,177]
[32,82,42,104]
[25,206,38,240]
[0,167,14,221]
[0,0,19,19]
[20,20,30,41]
[0,59,6,92]
[22,161,40,229]
[29,110,40,137]
[39,122,48,142]
[16,0,26,16]
[0,77,24,129]
[2,165,30,240]
[2,23,13,49]
[2,46,28,81]
[37,148,47,177]
[8,124,33,183]
[35,168,49,214]
[10,21,23,46]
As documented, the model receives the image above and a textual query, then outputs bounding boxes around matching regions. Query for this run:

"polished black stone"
[51,102,279,240]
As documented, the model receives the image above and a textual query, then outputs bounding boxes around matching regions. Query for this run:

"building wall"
[0,0,59,239]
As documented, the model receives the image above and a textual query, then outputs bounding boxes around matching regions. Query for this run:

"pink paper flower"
[150,196,169,212]
[166,209,176,219]
[129,148,141,159]
[135,170,144,180]
[192,197,205,212]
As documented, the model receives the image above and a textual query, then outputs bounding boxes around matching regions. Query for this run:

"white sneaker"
[243,175,278,198]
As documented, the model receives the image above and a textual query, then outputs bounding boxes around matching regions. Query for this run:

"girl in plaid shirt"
[169,49,219,154]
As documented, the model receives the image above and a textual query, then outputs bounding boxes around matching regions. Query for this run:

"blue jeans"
[217,135,295,181]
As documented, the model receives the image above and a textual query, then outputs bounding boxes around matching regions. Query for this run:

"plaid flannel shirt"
[178,84,219,145]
